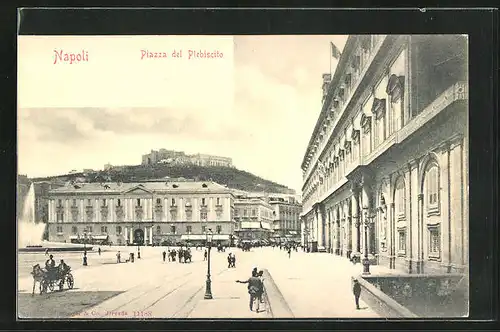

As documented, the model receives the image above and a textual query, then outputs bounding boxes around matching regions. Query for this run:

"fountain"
[18,183,46,248]
[18,182,90,252]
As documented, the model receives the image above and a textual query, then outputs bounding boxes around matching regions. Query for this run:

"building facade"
[270,196,302,242]
[300,35,468,274]
[234,195,274,241]
[141,149,233,168]
[47,181,236,246]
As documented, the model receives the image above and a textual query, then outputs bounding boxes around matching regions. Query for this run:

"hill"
[31,164,295,195]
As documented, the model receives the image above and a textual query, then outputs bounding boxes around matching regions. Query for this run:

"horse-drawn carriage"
[31,264,74,295]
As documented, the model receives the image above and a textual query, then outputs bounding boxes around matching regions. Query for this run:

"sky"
[18,35,348,193]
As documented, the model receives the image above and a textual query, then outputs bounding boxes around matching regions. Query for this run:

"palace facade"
[47,180,236,246]
[300,35,468,274]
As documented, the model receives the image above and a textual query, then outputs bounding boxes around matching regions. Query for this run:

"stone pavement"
[257,247,383,318]
[18,245,387,318]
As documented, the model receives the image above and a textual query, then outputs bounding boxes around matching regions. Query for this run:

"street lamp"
[204,228,213,299]
[362,206,376,275]
[82,231,88,266]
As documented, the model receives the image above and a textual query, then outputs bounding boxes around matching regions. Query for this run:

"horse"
[30,264,46,296]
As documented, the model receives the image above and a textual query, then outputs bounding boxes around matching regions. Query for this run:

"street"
[18,246,380,318]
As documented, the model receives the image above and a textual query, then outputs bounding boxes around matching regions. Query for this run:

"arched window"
[425,164,440,215]
[395,177,406,219]
[156,225,161,235]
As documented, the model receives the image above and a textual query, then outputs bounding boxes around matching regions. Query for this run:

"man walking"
[116,251,121,263]
[353,278,362,310]
[236,270,263,312]
[231,253,236,268]
[204,250,207,261]
[162,251,166,262]
[288,246,292,258]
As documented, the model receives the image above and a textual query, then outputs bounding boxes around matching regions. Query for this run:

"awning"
[288,231,298,235]
[181,235,205,240]
[91,235,108,240]
[69,235,79,240]
[180,234,231,241]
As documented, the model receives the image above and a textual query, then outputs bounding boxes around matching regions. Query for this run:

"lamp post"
[83,231,88,266]
[204,228,213,299]
[362,206,375,275]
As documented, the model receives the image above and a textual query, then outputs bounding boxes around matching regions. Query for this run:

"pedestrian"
[116,251,121,263]
[288,247,291,258]
[227,253,232,268]
[257,270,265,303]
[167,249,171,262]
[236,270,263,312]
[204,250,207,261]
[162,251,166,262]
[231,253,236,268]
[82,252,88,266]
[45,248,49,256]
[353,278,362,310]
[98,247,101,256]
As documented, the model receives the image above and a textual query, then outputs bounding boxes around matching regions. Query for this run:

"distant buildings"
[141,149,233,168]
[46,180,237,246]
[269,196,302,243]
[233,194,274,242]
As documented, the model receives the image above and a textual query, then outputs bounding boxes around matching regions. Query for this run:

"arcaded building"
[300,35,468,274]
[46,180,236,246]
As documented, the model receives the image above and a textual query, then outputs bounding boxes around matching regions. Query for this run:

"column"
[390,202,396,269]
[351,185,362,254]
[125,227,128,242]
[409,161,419,273]
[149,227,153,245]
[450,136,464,270]
[336,206,341,255]
[130,228,134,243]
[417,193,424,273]
[144,226,148,244]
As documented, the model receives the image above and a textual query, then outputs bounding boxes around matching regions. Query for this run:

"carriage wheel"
[67,274,74,289]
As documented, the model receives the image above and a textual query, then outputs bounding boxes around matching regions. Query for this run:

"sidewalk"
[184,267,269,318]
[261,248,381,318]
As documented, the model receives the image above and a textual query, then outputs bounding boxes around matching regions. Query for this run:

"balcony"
[154,204,163,213]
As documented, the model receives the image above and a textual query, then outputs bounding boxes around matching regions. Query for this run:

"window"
[171,198,176,206]
[72,226,77,234]
[426,165,440,214]
[186,226,192,234]
[57,212,64,222]
[202,225,206,234]
[136,199,141,207]
[87,199,91,206]
[88,226,93,233]
[116,226,122,234]
[170,225,176,234]
[243,209,247,216]
[398,229,406,255]
[252,209,256,216]
[102,199,107,207]
[428,225,441,259]
[101,226,108,233]
[216,197,220,205]
[156,225,161,235]
[156,198,161,205]
[56,226,63,233]
[72,199,77,206]
[58,199,62,207]
[234,209,239,216]
[395,178,406,219]
[216,225,222,234]
[200,212,208,220]
[117,199,121,207]
[201,198,206,206]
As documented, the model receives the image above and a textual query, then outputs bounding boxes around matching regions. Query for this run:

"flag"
[330,42,342,60]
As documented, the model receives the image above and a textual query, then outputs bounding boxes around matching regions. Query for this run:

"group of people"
[236,267,265,312]
[162,247,192,263]
[227,253,236,268]
[44,254,71,279]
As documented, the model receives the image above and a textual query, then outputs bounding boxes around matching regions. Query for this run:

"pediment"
[123,185,153,195]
